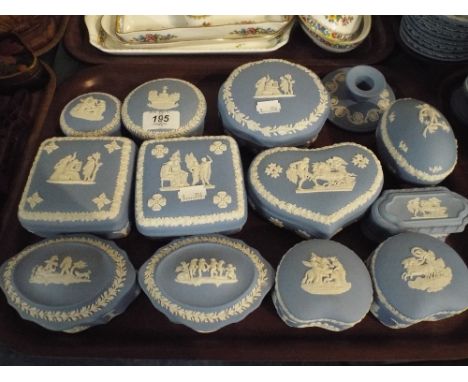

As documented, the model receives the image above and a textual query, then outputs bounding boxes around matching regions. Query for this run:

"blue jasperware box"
[60,92,122,137]
[248,142,384,239]
[18,137,136,238]
[368,232,468,329]
[376,98,457,185]
[135,136,247,238]
[0,235,139,333]
[218,59,330,149]
[122,78,207,141]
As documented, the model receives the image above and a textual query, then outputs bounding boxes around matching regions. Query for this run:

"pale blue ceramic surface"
[218,59,330,148]
[274,240,373,331]
[369,232,468,328]
[363,187,468,242]
[0,235,138,332]
[138,235,274,333]
[376,98,457,185]
[18,137,136,238]
[323,65,395,133]
[248,143,383,239]
[122,78,206,140]
[135,136,247,238]
[60,92,121,136]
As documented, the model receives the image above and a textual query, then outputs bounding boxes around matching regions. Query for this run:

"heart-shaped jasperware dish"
[248,142,384,238]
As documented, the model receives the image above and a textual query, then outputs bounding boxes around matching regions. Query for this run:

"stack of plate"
[400,16,468,62]
[87,15,295,55]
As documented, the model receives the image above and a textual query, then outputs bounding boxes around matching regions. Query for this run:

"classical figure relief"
[416,104,451,138]
[29,255,92,286]
[406,197,448,219]
[254,74,295,99]
[148,86,180,110]
[401,247,452,293]
[160,150,214,191]
[175,258,238,287]
[301,253,351,295]
[47,152,103,185]
[286,156,356,193]
[70,96,106,121]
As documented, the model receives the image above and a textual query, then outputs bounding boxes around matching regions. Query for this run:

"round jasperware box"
[273,239,373,331]
[138,235,274,333]
[368,232,468,329]
[376,98,458,185]
[60,92,122,136]
[122,78,207,140]
[218,59,330,149]
[0,235,139,333]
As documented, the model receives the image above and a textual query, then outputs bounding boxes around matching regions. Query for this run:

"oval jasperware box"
[59,92,122,136]
[18,137,136,238]
[248,142,384,239]
[273,239,373,331]
[138,235,274,333]
[376,98,458,185]
[135,136,247,238]
[368,232,468,329]
[218,59,330,149]
[362,187,468,242]
[323,65,395,133]
[0,235,139,333]
[122,78,207,140]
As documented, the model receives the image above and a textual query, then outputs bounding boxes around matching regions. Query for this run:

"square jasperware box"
[18,137,136,238]
[135,136,247,238]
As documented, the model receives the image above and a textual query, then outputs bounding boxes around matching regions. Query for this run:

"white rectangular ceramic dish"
[84,16,294,55]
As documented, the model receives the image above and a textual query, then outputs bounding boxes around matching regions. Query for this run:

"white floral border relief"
[142,235,270,324]
[222,59,329,137]
[249,143,384,226]
[2,236,128,323]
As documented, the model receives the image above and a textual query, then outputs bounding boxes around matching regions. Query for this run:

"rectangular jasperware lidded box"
[18,137,136,238]
[135,136,247,238]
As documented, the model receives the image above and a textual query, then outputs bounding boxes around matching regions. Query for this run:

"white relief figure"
[401,247,452,293]
[29,255,92,286]
[286,156,356,193]
[406,197,448,220]
[416,104,451,138]
[160,150,190,190]
[280,74,295,96]
[82,153,102,183]
[47,152,103,185]
[301,253,352,295]
[175,257,238,287]
[147,86,180,110]
[70,96,106,121]
[199,155,213,186]
[254,74,296,99]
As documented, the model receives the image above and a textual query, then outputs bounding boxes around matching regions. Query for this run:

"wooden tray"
[0,62,56,215]
[0,57,467,363]
[0,16,70,56]
[63,16,395,69]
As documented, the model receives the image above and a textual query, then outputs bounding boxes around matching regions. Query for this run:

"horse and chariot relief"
[286,156,356,194]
